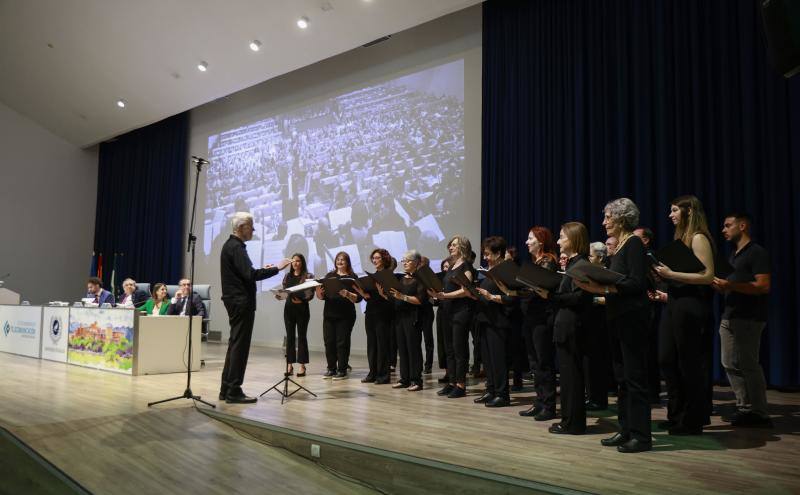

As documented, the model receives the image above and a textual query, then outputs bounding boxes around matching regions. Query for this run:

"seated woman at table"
[141,283,170,315]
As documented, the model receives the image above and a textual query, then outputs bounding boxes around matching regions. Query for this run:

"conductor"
[219,212,291,403]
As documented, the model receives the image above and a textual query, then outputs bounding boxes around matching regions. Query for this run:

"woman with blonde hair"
[653,195,715,436]
[430,235,476,398]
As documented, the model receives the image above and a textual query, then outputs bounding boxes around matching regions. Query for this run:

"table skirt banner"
[0,304,43,358]
[41,307,70,362]
[68,307,135,374]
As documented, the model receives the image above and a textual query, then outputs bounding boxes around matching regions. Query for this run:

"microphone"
[191,156,210,165]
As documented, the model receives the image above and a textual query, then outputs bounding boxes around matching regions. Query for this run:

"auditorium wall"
[188,5,482,351]
[0,101,98,304]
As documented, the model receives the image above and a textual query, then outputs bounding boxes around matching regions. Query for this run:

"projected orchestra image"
[203,60,465,281]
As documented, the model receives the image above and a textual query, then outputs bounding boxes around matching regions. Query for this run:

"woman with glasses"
[352,248,394,384]
[385,250,426,391]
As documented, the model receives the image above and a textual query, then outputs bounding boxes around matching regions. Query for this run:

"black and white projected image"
[202,60,464,290]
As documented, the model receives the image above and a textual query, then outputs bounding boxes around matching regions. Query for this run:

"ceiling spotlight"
[297,16,309,29]
[249,40,262,52]
[116,99,126,108]
[197,61,208,72]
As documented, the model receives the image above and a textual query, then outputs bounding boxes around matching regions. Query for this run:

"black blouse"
[364,269,394,316]
[475,276,515,329]
[283,271,315,304]
[605,235,649,320]
[551,255,593,340]
[322,271,362,320]
[441,262,475,313]
[393,276,426,315]
[520,256,558,324]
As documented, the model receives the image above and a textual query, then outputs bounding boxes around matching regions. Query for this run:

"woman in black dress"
[430,235,475,398]
[316,251,362,380]
[534,222,592,435]
[352,248,394,384]
[279,253,314,376]
[575,198,652,452]
[474,236,516,407]
[385,250,426,391]
[653,195,715,436]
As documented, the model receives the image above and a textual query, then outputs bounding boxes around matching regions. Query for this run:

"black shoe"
[668,424,702,436]
[657,420,676,430]
[437,375,450,383]
[225,393,257,404]
[474,392,494,404]
[534,410,557,421]
[332,372,348,381]
[601,432,630,447]
[485,396,510,408]
[447,387,466,398]
[424,367,432,374]
[323,370,336,379]
[374,377,390,384]
[617,438,652,453]
[201,333,209,342]
[519,405,542,417]
[218,390,228,401]
[437,384,454,396]
[548,423,584,435]
[585,401,607,411]
[730,412,774,428]
[361,375,376,383]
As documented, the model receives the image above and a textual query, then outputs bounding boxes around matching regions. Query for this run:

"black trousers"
[506,320,527,382]
[446,307,472,384]
[365,312,392,381]
[420,305,435,371]
[659,294,709,430]
[221,301,256,392]
[531,321,556,412]
[389,316,398,368]
[522,318,538,374]
[323,316,355,373]
[470,318,482,369]
[481,323,509,399]
[396,312,423,387]
[647,304,662,401]
[609,309,652,442]
[555,321,586,433]
[435,307,447,370]
[584,315,611,408]
[284,302,310,364]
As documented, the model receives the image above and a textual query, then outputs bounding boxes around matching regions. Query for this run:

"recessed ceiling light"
[297,16,309,29]
[249,40,262,52]
[116,99,126,108]
[197,61,208,72]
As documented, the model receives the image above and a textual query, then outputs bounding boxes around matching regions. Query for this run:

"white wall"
[188,5,482,353]
[0,101,98,304]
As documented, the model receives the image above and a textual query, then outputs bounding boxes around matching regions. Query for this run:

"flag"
[89,251,97,276]
[110,253,117,297]
[97,253,103,281]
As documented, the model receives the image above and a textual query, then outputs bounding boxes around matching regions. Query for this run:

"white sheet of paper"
[414,214,445,241]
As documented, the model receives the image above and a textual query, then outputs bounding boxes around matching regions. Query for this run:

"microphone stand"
[149,157,215,409]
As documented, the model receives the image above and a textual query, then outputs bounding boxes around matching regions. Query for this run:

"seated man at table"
[86,277,114,306]
[167,279,208,317]
[117,278,149,308]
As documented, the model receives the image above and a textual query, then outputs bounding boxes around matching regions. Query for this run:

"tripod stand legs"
[148,388,216,408]
[260,375,317,405]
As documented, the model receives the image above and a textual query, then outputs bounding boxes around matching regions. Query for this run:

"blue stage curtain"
[93,112,188,292]
[482,0,800,387]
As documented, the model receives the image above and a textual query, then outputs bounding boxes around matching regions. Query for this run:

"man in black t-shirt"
[712,213,772,427]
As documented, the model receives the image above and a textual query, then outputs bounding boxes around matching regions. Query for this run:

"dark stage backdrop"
[93,112,189,292]
[482,0,800,387]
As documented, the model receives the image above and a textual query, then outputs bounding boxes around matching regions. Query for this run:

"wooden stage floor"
[0,343,798,494]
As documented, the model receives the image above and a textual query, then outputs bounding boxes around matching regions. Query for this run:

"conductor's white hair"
[231,212,254,232]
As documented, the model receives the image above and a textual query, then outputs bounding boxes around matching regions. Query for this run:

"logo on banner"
[2,321,9,337]
[50,316,63,343]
